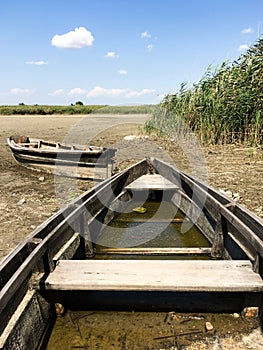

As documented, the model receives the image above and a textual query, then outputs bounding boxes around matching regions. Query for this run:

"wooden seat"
[125,174,179,191]
[43,260,263,293]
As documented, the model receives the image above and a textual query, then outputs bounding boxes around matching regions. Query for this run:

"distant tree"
[75,101,84,106]
[19,102,25,106]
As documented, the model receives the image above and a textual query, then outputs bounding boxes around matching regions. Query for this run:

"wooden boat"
[1,157,263,349]
[7,136,116,180]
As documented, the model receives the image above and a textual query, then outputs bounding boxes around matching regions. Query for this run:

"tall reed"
[145,37,263,145]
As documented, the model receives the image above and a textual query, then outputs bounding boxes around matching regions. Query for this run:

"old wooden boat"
[1,157,263,349]
[7,136,116,180]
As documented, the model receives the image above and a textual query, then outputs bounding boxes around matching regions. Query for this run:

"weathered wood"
[125,174,179,191]
[224,223,260,269]
[13,153,111,180]
[0,206,73,290]
[114,217,188,224]
[43,260,263,292]
[0,221,74,316]
[1,156,263,349]
[95,247,212,255]
[0,169,127,344]
[182,170,263,240]
[171,190,215,244]
[0,290,52,350]
[7,136,116,180]
[79,212,94,258]
[152,158,263,262]
[99,190,132,225]
[82,159,148,220]
[0,160,148,322]
[53,233,80,262]
[211,215,228,258]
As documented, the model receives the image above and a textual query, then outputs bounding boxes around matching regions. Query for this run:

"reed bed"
[0,104,154,116]
[145,37,263,145]
[97,104,155,114]
[0,104,105,115]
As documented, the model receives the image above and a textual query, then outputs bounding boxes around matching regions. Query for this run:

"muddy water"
[44,175,261,349]
[46,310,200,349]
[46,310,260,350]
[45,199,260,349]
[95,200,210,258]
[46,201,213,349]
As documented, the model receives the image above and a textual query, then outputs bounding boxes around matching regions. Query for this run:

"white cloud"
[68,88,87,96]
[238,44,249,52]
[86,86,155,99]
[104,51,119,58]
[241,28,254,34]
[9,88,33,95]
[118,69,127,75]
[146,44,154,52]
[48,89,64,96]
[141,31,151,39]
[51,27,94,49]
[86,86,124,98]
[125,88,155,98]
[26,60,48,65]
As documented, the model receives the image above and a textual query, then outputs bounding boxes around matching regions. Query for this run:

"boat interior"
[9,136,104,152]
[1,157,263,349]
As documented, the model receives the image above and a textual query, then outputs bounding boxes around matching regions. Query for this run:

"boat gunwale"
[182,170,263,238]
[1,157,263,282]
[11,152,114,167]
[2,157,263,293]
[7,137,116,155]
[1,157,263,348]
[0,159,148,315]
[151,158,263,268]
[7,136,117,180]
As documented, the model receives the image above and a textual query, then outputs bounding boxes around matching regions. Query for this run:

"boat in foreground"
[1,157,263,349]
[7,136,116,180]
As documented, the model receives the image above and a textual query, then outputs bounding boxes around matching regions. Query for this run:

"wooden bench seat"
[125,174,179,191]
[43,260,263,293]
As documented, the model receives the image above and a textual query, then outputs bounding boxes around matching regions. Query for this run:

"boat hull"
[1,158,263,349]
[7,136,116,180]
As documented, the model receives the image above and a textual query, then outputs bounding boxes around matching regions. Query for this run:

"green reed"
[145,37,263,145]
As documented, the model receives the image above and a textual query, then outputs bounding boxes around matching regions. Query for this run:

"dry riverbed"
[1,114,263,349]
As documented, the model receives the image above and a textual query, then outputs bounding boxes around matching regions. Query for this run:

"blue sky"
[0,0,262,105]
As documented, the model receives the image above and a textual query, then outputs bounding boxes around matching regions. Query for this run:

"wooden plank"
[82,160,148,220]
[151,158,263,259]
[44,260,263,292]
[211,215,227,258]
[52,233,80,262]
[125,174,179,190]
[182,170,263,239]
[0,160,148,337]
[95,247,212,255]
[0,290,51,350]
[115,217,188,223]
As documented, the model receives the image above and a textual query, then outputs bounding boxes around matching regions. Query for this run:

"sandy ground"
[1,114,262,258]
[1,114,263,349]
[0,114,150,257]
